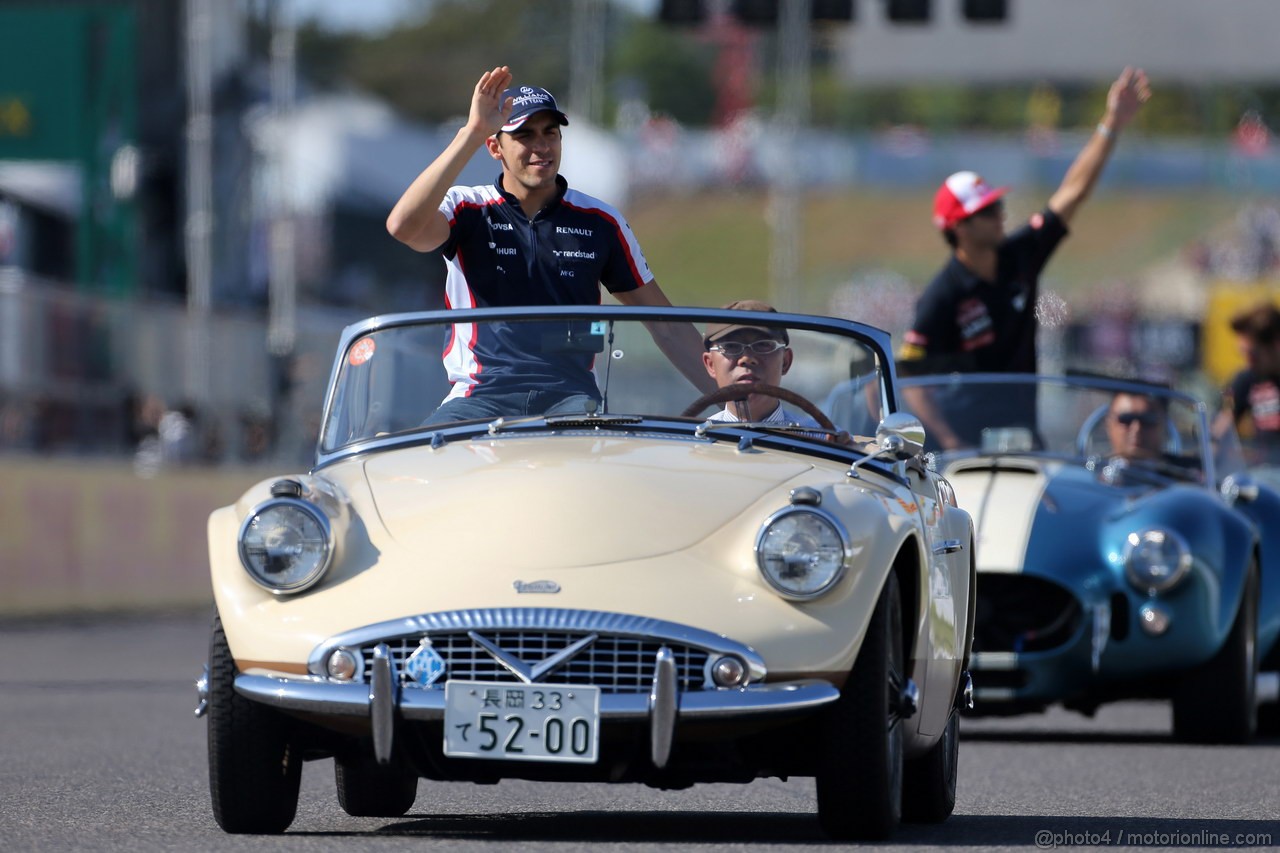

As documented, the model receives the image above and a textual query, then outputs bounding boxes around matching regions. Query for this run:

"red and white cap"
[932,171,1008,230]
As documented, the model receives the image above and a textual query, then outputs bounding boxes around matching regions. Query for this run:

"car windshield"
[898,374,1213,482]
[318,307,893,457]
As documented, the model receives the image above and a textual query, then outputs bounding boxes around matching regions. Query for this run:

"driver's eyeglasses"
[1114,411,1159,427]
[709,340,787,358]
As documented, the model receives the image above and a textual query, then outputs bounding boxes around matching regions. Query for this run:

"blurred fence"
[620,124,1280,195]
[0,267,352,466]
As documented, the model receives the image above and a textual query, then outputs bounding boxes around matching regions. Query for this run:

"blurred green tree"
[300,0,573,124]
[609,17,717,126]
[290,1,1279,138]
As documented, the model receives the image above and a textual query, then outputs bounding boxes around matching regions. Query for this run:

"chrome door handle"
[932,539,964,555]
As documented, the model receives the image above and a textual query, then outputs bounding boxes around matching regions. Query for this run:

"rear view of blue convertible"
[896,373,1280,742]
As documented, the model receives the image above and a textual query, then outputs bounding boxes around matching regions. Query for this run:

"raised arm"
[615,282,718,394]
[386,66,513,252]
[1047,67,1151,226]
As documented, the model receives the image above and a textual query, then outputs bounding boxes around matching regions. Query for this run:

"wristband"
[1096,122,1113,139]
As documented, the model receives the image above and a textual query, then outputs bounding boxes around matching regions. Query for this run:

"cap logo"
[500,85,569,132]
[511,88,553,109]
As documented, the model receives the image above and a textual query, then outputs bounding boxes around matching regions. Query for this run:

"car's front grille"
[361,630,710,694]
[973,574,1083,654]
[971,667,1029,691]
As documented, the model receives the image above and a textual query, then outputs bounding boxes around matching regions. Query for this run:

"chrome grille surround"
[308,608,768,693]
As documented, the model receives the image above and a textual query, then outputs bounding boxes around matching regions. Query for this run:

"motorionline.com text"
[1035,829,1272,849]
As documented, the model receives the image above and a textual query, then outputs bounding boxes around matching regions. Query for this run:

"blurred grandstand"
[2,0,1279,465]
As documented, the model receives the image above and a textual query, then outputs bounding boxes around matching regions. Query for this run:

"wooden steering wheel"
[681,382,837,432]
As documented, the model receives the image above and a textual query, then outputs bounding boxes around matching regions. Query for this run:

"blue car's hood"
[946,457,1153,583]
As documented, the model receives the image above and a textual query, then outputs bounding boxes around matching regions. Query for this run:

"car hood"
[360,435,814,570]
[946,457,1139,575]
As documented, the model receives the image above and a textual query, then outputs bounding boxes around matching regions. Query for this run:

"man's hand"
[1048,66,1151,224]
[386,65,515,251]
[467,66,514,138]
[1103,66,1151,133]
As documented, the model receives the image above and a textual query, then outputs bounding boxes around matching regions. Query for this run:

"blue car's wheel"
[1172,567,1258,744]
[1259,694,1280,737]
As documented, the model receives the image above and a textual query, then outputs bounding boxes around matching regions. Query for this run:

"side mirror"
[848,412,926,479]
[1220,473,1260,506]
[876,412,926,460]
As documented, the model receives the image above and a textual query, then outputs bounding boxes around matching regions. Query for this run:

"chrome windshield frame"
[897,372,1215,485]
[312,305,898,468]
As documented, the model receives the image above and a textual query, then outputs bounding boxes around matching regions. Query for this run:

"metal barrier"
[0,268,351,465]
[0,455,267,616]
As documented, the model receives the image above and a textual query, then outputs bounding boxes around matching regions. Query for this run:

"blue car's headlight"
[755,507,850,600]
[238,498,334,594]
[1123,528,1191,596]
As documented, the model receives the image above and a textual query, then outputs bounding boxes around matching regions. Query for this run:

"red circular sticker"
[348,337,376,366]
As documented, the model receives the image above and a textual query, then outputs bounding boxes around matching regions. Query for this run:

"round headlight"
[238,498,333,593]
[1123,528,1191,595]
[755,508,849,600]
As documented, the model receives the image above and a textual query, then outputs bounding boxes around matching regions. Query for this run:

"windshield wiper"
[487,412,643,436]
[695,419,844,441]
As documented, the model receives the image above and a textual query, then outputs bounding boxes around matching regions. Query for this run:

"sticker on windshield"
[348,337,376,367]
[590,321,607,335]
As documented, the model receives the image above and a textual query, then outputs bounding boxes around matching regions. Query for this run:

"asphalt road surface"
[1,610,1276,852]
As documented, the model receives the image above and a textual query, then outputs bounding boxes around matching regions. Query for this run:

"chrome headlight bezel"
[1123,528,1192,596]
[754,506,852,601]
[237,497,335,594]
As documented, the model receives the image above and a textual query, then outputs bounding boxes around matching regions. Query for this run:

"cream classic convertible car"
[197,304,975,839]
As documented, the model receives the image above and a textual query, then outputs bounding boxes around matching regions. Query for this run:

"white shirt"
[708,403,821,430]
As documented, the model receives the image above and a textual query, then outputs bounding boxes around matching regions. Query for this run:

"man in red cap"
[899,67,1151,449]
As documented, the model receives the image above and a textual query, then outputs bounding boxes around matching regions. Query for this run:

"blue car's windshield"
[898,374,1212,482]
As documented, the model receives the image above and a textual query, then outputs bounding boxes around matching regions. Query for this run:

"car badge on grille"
[468,631,598,684]
[513,580,560,594]
[404,638,446,686]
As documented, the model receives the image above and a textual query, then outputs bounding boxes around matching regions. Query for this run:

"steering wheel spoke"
[682,383,837,432]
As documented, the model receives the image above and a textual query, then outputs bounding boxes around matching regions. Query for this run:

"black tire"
[1172,568,1258,744]
[1259,695,1280,738]
[902,707,959,823]
[335,753,418,817]
[816,571,905,841]
[207,616,302,833]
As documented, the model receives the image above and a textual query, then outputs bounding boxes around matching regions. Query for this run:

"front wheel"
[902,708,959,823]
[207,616,302,833]
[1258,685,1280,738]
[1172,568,1258,744]
[815,571,905,840]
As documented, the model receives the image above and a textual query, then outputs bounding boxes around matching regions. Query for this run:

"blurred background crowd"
[3,0,1280,472]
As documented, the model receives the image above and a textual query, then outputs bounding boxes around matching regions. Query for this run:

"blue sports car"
[894,373,1280,742]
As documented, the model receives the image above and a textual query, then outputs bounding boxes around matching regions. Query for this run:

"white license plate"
[443,681,600,763]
